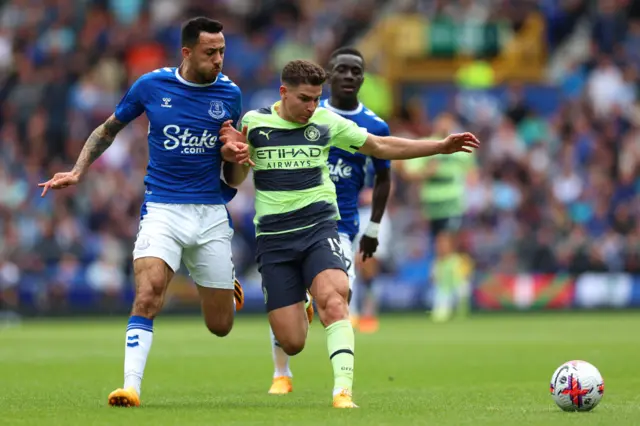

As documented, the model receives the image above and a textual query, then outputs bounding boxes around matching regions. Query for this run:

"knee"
[133,280,165,318]
[279,335,306,356]
[317,290,349,325]
[204,315,234,337]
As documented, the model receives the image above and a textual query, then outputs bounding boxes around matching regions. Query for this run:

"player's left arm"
[359,132,479,159]
[329,112,479,160]
[360,125,392,261]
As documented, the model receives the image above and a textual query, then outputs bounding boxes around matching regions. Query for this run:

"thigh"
[302,233,349,290]
[133,257,175,289]
[338,233,356,289]
[197,286,234,326]
[134,202,186,273]
[268,301,308,351]
[183,217,235,290]
[260,261,306,312]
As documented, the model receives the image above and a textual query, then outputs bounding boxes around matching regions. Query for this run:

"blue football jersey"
[321,100,391,241]
[114,67,242,205]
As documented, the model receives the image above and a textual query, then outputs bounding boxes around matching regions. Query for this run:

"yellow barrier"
[357,13,546,84]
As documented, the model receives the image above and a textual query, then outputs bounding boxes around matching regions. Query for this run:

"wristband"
[364,222,380,238]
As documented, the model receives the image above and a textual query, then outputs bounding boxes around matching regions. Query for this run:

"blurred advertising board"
[474,273,640,311]
[9,273,640,316]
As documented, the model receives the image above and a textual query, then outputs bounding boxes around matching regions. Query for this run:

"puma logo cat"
[259,130,274,140]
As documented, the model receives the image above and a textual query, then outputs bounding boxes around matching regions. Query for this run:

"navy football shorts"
[256,220,348,312]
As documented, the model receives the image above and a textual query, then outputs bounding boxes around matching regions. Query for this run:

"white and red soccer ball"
[550,360,604,412]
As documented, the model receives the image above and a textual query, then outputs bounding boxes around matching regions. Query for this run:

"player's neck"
[328,96,360,112]
[179,62,214,85]
[275,103,296,123]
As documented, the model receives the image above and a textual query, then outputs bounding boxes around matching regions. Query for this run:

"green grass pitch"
[1,312,639,425]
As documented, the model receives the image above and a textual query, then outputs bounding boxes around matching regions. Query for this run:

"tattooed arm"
[71,114,127,177]
[39,114,127,196]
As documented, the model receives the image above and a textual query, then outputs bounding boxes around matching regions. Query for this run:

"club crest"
[209,100,226,120]
[304,125,320,141]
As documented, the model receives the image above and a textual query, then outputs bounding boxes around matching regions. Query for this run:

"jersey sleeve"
[369,121,391,172]
[239,110,254,134]
[329,112,368,154]
[114,77,147,123]
[239,110,260,146]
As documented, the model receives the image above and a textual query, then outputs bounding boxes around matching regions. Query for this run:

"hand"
[220,120,247,144]
[220,121,254,166]
[359,235,379,261]
[440,132,480,154]
[221,141,255,166]
[38,171,81,197]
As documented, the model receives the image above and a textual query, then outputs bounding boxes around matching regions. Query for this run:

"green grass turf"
[0,312,639,425]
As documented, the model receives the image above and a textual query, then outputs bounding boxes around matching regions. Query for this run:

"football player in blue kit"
[39,17,249,407]
[266,47,392,395]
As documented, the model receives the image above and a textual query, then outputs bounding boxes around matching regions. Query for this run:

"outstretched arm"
[39,114,127,196]
[358,132,479,160]
[71,114,126,177]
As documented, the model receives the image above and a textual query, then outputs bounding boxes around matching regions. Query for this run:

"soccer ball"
[550,360,604,412]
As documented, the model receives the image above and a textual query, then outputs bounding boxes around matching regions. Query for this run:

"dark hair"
[181,17,223,47]
[329,47,365,68]
[281,60,327,87]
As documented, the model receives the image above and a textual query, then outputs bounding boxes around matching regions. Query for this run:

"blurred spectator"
[0,0,637,314]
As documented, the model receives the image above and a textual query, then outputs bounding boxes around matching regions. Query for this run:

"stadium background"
[0,0,638,317]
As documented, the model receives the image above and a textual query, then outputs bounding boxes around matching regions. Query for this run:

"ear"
[181,46,191,60]
[279,85,287,99]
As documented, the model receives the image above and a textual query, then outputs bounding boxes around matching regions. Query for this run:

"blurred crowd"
[0,0,638,300]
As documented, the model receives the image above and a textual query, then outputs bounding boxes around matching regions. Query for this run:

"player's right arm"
[39,76,147,197]
[38,114,127,197]
[72,115,126,178]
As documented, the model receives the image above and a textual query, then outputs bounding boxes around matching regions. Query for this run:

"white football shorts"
[338,232,356,289]
[133,202,235,289]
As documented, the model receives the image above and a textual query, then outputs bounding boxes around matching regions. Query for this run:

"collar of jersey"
[174,68,218,87]
[269,101,308,128]
[322,99,363,116]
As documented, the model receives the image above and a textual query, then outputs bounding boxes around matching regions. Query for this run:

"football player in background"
[400,113,476,321]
